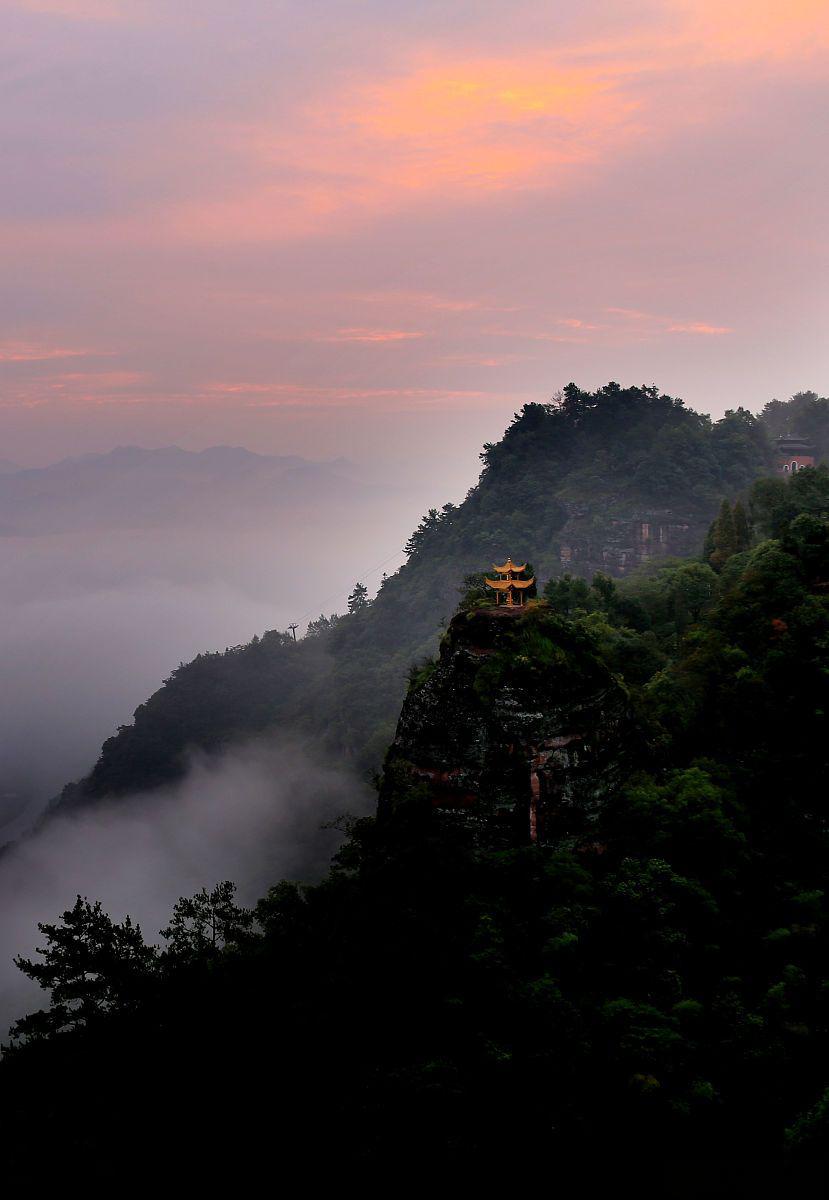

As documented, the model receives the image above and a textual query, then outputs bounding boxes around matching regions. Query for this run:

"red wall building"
[776,436,816,473]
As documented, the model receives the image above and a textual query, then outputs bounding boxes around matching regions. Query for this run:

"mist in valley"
[0,737,370,1036]
[0,443,431,1030]
[0,445,435,840]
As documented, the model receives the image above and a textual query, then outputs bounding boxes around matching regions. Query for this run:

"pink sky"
[2,0,828,484]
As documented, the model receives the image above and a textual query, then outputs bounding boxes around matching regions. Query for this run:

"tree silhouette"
[347,581,369,614]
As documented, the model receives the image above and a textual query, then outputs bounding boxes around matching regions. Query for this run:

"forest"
[5,386,829,1180]
[55,382,788,807]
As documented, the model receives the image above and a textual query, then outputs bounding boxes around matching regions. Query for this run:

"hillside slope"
[56,383,772,806]
[8,463,829,1178]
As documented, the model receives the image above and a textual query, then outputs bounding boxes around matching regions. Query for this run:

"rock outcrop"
[379,604,634,844]
[556,504,702,577]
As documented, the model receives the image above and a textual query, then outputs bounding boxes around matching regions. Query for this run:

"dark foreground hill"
[55,383,774,808]
[5,463,829,1179]
[380,603,635,839]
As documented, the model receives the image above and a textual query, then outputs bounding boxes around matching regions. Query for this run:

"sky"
[2,0,828,481]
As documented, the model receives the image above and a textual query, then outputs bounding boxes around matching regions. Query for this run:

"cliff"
[380,603,634,843]
[51,383,772,809]
[556,504,701,576]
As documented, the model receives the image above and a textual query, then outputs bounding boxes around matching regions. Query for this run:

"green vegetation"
[762,390,829,460]
[704,497,752,569]
[7,449,829,1177]
[57,382,775,807]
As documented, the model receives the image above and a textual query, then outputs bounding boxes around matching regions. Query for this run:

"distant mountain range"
[0,445,372,536]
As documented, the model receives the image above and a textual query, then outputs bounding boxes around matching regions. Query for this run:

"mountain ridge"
[52,382,779,811]
[7,437,829,1174]
[0,444,376,537]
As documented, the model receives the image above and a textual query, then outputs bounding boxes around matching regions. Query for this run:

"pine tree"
[160,881,253,962]
[732,499,751,553]
[708,499,738,570]
[11,897,156,1040]
[347,581,370,614]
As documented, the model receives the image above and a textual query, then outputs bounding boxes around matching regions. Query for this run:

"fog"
[0,737,370,1036]
[0,447,437,839]
[0,445,442,1034]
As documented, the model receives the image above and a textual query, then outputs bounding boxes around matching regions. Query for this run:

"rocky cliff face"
[379,604,634,844]
[555,503,704,578]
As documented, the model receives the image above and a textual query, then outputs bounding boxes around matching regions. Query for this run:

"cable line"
[289,546,407,633]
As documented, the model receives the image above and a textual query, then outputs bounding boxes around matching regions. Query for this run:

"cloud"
[70,3,829,250]
[317,328,426,344]
[0,0,826,441]
[45,370,147,390]
[557,318,600,331]
[489,309,734,345]
[0,343,106,363]
[335,57,630,190]
[0,738,371,1034]
[675,0,829,64]
[154,54,641,245]
[6,2,828,253]
[605,309,734,338]
[666,321,732,336]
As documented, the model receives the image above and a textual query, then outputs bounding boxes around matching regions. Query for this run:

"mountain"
[6,450,829,1179]
[54,383,774,809]
[380,604,634,840]
[0,444,368,536]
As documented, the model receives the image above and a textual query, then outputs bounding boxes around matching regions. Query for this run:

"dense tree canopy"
[55,383,781,809]
[762,391,829,459]
[6,455,829,1181]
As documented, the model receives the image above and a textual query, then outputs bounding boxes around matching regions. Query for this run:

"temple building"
[485,557,535,607]
[776,435,816,473]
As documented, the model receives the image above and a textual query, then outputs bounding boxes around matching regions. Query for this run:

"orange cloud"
[162,53,643,244]
[357,68,601,139]
[666,321,732,336]
[302,56,638,191]
[3,0,827,291]
[317,328,426,344]
[557,318,600,331]
[607,308,733,337]
[13,1,829,254]
[0,342,105,363]
[675,0,829,63]
[170,0,829,248]
[45,371,146,389]
[490,307,733,344]
[0,369,147,410]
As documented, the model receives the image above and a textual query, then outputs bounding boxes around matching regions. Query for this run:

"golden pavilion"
[485,557,535,607]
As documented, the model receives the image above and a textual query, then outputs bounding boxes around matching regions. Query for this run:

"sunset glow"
[2,0,828,467]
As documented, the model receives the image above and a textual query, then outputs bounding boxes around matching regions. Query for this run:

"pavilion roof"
[485,576,535,590]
